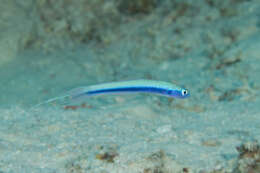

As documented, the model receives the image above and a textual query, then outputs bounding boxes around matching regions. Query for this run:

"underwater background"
[0,0,260,172]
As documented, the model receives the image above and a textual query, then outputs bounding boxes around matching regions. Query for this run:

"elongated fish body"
[73,80,189,99]
[32,80,189,108]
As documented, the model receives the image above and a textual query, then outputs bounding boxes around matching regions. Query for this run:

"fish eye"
[182,89,188,96]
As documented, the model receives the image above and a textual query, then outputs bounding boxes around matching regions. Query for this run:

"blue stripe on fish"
[31,80,189,109]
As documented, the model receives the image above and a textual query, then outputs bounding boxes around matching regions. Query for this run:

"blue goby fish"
[32,79,189,108]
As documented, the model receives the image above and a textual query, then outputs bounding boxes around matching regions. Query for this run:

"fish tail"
[30,87,90,110]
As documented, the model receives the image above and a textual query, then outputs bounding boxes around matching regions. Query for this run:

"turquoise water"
[0,0,260,172]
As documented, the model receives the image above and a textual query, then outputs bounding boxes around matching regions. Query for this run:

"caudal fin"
[30,87,90,110]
